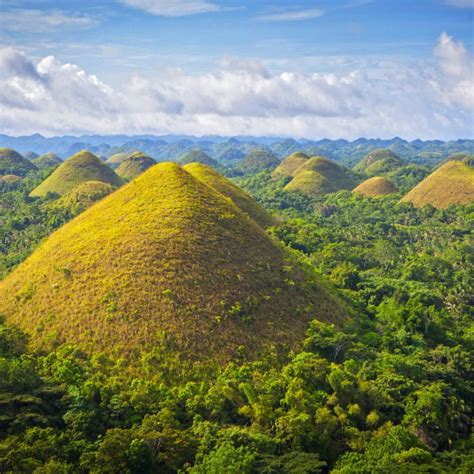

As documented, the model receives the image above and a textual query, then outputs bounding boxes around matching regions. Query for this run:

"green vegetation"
[402,160,474,208]
[178,149,219,168]
[0,148,37,177]
[284,157,357,198]
[355,148,403,176]
[353,176,397,197]
[236,148,280,174]
[116,152,156,180]
[30,150,123,198]
[32,152,62,170]
[107,151,138,168]
[0,145,472,472]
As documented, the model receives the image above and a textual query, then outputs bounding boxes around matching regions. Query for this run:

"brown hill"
[353,176,398,197]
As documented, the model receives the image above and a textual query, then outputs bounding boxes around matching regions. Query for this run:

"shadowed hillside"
[178,149,219,167]
[0,163,348,364]
[32,152,62,169]
[401,160,474,208]
[237,148,280,174]
[0,148,37,177]
[355,148,403,176]
[116,152,156,180]
[30,151,123,197]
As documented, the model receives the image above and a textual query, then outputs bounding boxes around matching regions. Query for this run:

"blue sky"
[0,1,473,138]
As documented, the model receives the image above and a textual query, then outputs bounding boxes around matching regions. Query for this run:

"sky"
[0,0,473,139]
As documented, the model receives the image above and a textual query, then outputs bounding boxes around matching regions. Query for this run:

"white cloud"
[0,9,98,33]
[120,0,222,16]
[0,33,473,139]
[444,0,474,8]
[256,8,324,21]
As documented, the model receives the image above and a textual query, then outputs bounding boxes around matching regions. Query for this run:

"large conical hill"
[30,150,123,197]
[353,176,398,197]
[0,148,37,176]
[272,152,309,178]
[183,162,277,228]
[0,163,348,364]
[401,160,474,209]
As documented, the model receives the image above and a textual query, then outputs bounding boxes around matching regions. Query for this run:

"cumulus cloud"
[120,0,222,16]
[0,9,98,33]
[0,33,473,139]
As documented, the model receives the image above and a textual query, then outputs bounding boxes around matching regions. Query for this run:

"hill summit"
[353,176,398,197]
[237,148,280,174]
[401,160,474,209]
[178,149,219,168]
[272,152,309,178]
[0,148,37,177]
[355,148,403,176]
[32,152,62,169]
[30,150,123,197]
[116,152,156,180]
[0,163,347,363]
[284,157,357,197]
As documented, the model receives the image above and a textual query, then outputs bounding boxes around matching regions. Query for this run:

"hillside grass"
[401,160,474,209]
[272,152,309,178]
[32,152,62,169]
[0,148,37,177]
[30,151,123,197]
[355,148,403,176]
[116,154,156,180]
[0,162,348,364]
[353,176,398,197]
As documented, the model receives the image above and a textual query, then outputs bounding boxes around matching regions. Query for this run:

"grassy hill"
[355,148,403,176]
[116,152,156,180]
[107,151,137,168]
[178,149,219,168]
[0,148,37,177]
[353,176,398,197]
[0,162,348,363]
[284,157,356,197]
[183,162,277,228]
[32,152,62,169]
[237,148,280,174]
[272,152,309,178]
[401,160,474,209]
[30,151,123,197]
[56,180,115,212]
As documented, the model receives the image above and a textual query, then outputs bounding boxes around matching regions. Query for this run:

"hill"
[0,148,37,177]
[272,152,309,178]
[23,151,39,160]
[178,149,219,168]
[56,180,115,212]
[116,152,156,180]
[353,176,398,197]
[107,151,137,168]
[30,151,123,198]
[284,157,356,197]
[236,148,280,174]
[32,152,62,169]
[355,148,403,176]
[183,162,277,228]
[0,163,348,363]
[401,160,474,209]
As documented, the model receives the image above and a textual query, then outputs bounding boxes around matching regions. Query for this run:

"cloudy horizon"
[1,1,473,140]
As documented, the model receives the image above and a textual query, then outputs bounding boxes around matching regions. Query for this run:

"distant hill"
[116,152,156,180]
[0,148,37,177]
[355,148,403,176]
[183,162,277,228]
[107,151,137,168]
[0,163,348,363]
[237,148,280,174]
[284,157,357,197]
[32,152,62,169]
[56,180,115,213]
[30,150,123,197]
[23,151,39,160]
[353,176,398,197]
[401,160,474,209]
[272,152,309,178]
[178,149,219,168]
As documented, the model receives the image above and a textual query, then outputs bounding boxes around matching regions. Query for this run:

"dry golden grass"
[30,150,123,197]
[1,174,22,183]
[353,176,398,197]
[401,161,474,209]
[0,162,348,363]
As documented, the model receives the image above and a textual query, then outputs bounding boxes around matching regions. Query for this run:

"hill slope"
[116,152,156,180]
[284,157,356,197]
[183,162,277,228]
[272,152,309,178]
[30,151,123,197]
[56,180,115,212]
[353,176,398,197]
[178,149,219,168]
[0,163,348,363]
[237,148,280,174]
[32,152,62,169]
[0,148,37,177]
[355,148,403,176]
[401,161,474,208]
